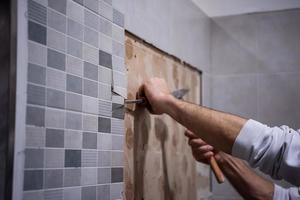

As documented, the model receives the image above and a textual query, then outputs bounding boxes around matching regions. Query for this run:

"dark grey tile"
[27,84,46,106]
[98,117,111,133]
[97,168,111,184]
[67,74,82,94]
[25,148,44,168]
[28,63,46,85]
[67,37,82,58]
[46,128,64,148]
[84,0,98,13]
[48,9,66,33]
[67,18,84,41]
[46,88,65,108]
[28,21,46,45]
[28,0,47,25]
[47,48,66,71]
[99,50,112,68]
[84,62,98,81]
[81,186,96,200]
[73,0,83,5]
[84,26,98,48]
[44,169,63,189]
[66,92,82,111]
[98,151,111,167]
[111,168,123,183]
[48,0,66,14]
[97,185,110,200]
[26,106,45,126]
[64,168,81,187]
[113,9,124,27]
[83,79,98,98]
[112,103,124,119]
[23,170,43,190]
[65,149,81,167]
[82,132,97,149]
[66,112,82,130]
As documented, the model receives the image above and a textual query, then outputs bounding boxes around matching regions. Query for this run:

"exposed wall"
[210,9,300,199]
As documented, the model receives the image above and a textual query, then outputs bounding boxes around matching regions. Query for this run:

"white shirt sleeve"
[232,119,300,186]
[273,184,300,200]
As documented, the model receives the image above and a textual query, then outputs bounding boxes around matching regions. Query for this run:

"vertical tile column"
[24,0,125,200]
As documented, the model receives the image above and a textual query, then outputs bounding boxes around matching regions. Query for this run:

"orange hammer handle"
[209,156,225,183]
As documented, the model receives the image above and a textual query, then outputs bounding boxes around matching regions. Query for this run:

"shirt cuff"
[231,119,267,160]
[273,185,287,200]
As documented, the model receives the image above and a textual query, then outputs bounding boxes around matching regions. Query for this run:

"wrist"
[162,94,177,115]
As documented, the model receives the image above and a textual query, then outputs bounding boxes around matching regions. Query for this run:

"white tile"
[67,0,84,24]
[83,96,99,114]
[28,41,47,66]
[82,114,98,132]
[83,44,99,65]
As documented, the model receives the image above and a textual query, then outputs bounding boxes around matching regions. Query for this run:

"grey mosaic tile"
[32,0,47,6]
[81,168,97,185]
[84,0,99,14]
[46,68,66,90]
[27,84,46,106]
[112,24,124,44]
[67,74,82,94]
[99,99,112,117]
[23,190,44,200]
[82,150,97,167]
[99,1,112,21]
[47,48,66,71]
[111,94,123,104]
[112,135,123,151]
[28,0,47,25]
[98,83,111,101]
[99,66,112,85]
[97,168,111,184]
[111,151,123,167]
[99,33,112,54]
[66,55,83,76]
[45,108,65,128]
[47,28,66,52]
[99,16,112,37]
[25,148,44,168]
[83,44,99,65]
[84,9,99,31]
[26,106,45,126]
[111,168,123,183]
[84,61,98,81]
[45,148,65,168]
[111,118,124,135]
[110,183,123,200]
[65,149,81,167]
[113,9,124,27]
[112,103,124,119]
[67,18,84,41]
[84,26,99,48]
[28,41,47,66]
[44,189,63,200]
[46,88,65,109]
[82,114,98,132]
[28,63,46,85]
[83,79,98,98]
[82,186,96,200]
[48,0,66,15]
[47,9,66,33]
[28,21,46,45]
[66,111,82,130]
[112,41,124,57]
[67,0,84,24]
[83,96,98,114]
[112,55,125,72]
[66,92,82,112]
[46,128,64,148]
[64,168,81,187]
[103,0,112,5]
[67,37,83,58]
[23,170,43,190]
[65,130,82,149]
[112,71,127,87]
[44,169,63,189]
[73,0,83,5]
[97,184,110,200]
[98,117,111,133]
[64,187,81,200]
[98,151,111,167]
[26,126,46,147]
[99,50,112,68]
[82,132,97,149]
[97,134,111,150]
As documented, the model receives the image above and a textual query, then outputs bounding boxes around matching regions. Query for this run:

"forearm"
[216,152,274,200]
[165,96,247,153]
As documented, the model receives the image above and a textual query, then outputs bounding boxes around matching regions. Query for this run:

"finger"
[189,138,206,147]
[198,145,214,152]
[184,130,198,139]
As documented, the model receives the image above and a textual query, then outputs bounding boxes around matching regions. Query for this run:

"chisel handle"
[209,156,225,184]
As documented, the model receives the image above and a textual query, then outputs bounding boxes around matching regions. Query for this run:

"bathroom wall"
[210,9,300,199]
[15,0,126,199]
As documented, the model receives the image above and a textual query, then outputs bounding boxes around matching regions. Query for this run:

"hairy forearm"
[165,96,247,153]
[216,152,274,200]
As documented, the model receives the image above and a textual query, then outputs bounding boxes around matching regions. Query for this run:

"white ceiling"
[192,0,300,17]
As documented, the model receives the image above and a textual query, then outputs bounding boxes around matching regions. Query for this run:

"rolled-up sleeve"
[273,184,300,200]
[232,119,300,186]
